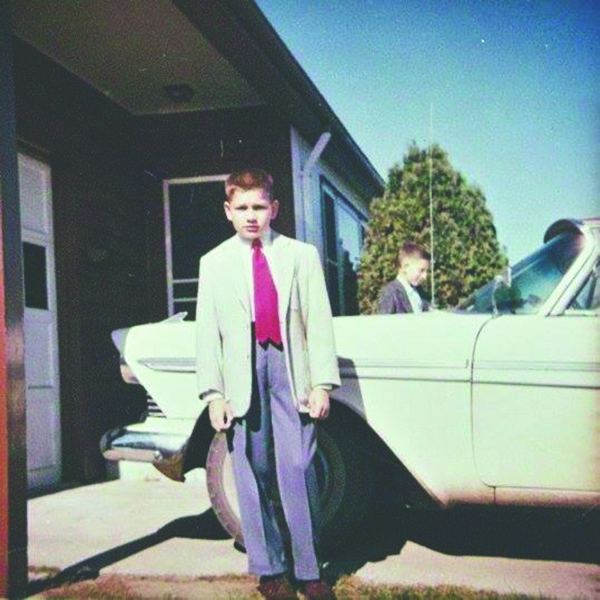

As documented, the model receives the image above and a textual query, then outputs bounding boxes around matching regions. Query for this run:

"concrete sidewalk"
[28,477,599,598]
[29,475,248,578]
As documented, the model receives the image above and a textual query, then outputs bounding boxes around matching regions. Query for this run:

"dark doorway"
[164,176,232,320]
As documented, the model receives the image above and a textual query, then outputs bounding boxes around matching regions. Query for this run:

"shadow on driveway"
[322,462,600,583]
[23,472,600,597]
[24,508,229,598]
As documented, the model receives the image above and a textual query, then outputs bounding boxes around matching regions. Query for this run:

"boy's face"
[224,188,279,241]
[400,256,429,287]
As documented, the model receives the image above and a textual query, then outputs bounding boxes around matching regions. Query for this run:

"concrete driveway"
[28,476,599,598]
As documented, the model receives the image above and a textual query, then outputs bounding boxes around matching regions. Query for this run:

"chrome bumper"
[100,423,193,482]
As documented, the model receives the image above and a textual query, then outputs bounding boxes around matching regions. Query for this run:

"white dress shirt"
[234,229,276,321]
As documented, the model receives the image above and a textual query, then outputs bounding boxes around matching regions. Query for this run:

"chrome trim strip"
[340,358,470,370]
[475,361,600,373]
[139,357,597,381]
[473,380,599,389]
[340,372,469,383]
[139,357,470,373]
[339,358,471,382]
[139,358,195,372]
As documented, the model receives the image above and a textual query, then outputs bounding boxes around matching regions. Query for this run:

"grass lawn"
[27,569,560,599]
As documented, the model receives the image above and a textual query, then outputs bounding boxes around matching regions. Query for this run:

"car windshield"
[457,230,585,314]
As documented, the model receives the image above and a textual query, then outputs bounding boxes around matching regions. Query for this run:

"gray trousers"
[229,339,321,580]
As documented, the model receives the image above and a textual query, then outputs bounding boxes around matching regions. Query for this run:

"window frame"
[320,177,367,316]
[163,174,228,317]
[565,258,600,315]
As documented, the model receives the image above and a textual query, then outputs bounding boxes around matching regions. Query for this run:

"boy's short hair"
[225,168,274,202]
[398,242,431,266]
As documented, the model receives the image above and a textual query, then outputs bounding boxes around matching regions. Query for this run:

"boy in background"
[378,242,431,314]
[196,169,339,600]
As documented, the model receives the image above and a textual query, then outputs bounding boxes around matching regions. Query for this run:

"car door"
[471,301,599,492]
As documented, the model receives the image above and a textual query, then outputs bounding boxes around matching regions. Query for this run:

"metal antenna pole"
[428,102,436,306]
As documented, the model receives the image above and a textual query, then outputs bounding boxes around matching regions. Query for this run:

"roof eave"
[172,0,384,199]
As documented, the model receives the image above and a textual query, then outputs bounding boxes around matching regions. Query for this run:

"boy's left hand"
[308,387,330,419]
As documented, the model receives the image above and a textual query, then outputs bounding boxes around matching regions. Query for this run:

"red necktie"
[252,239,282,345]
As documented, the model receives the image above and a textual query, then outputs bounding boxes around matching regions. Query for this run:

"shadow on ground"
[24,470,600,597]
[23,509,230,598]
[405,504,600,564]
[322,460,600,584]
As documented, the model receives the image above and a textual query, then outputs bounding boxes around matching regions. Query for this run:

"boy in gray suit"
[378,242,431,314]
[196,169,339,600]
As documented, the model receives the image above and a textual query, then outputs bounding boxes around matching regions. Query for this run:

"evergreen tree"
[358,143,507,312]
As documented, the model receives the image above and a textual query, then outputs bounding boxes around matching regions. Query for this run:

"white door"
[18,154,61,489]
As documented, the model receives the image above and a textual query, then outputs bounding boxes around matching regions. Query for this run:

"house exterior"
[5,0,384,491]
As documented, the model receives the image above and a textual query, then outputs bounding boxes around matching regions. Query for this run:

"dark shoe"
[258,575,297,600]
[301,579,336,600]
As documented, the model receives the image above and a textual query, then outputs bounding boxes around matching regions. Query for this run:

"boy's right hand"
[208,398,234,431]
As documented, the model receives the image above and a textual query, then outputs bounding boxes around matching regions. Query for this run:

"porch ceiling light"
[163,83,195,105]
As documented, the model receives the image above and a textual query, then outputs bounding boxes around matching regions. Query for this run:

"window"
[321,181,366,316]
[459,230,585,315]
[23,241,48,310]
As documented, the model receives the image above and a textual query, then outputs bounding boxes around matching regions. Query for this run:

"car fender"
[332,311,495,507]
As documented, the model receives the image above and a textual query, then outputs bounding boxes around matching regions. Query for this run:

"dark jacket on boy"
[378,279,430,314]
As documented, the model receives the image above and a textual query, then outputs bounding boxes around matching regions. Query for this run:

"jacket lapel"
[223,236,250,314]
[272,233,294,319]
[394,280,413,313]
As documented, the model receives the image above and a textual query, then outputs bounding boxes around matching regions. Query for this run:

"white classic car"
[102,218,600,552]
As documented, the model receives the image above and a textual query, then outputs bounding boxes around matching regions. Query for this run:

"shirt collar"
[396,274,414,292]
[235,228,273,249]
[397,274,423,312]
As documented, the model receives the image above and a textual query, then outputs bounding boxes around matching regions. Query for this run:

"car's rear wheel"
[205,416,372,554]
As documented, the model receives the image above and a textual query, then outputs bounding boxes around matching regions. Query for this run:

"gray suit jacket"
[378,279,430,314]
[196,232,341,417]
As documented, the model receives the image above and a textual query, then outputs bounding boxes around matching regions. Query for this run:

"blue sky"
[256,0,599,262]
